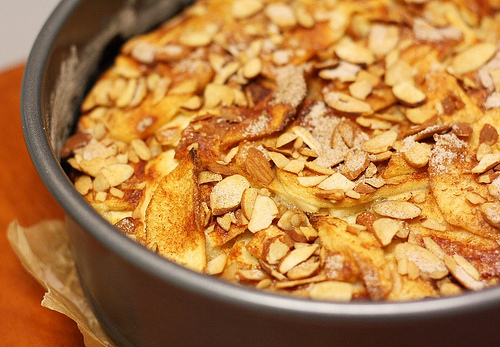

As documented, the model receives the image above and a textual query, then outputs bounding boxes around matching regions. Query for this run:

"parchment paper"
[7,220,114,347]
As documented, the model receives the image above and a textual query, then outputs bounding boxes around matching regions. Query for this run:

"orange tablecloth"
[0,64,84,346]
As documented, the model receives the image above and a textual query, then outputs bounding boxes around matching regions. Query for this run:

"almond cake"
[62,0,500,301]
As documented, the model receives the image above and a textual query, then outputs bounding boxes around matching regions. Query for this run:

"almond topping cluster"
[63,0,500,301]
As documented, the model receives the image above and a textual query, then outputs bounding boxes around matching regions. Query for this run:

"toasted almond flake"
[362,130,398,154]
[278,244,319,274]
[465,192,486,205]
[317,172,355,192]
[182,95,202,110]
[395,242,448,279]
[407,261,420,280]
[369,24,399,57]
[324,91,373,115]
[264,3,296,28]
[232,0,263,19]
[294,6,314,28]
[385,60,413,87]
[245,147,275,186]
[199,171,222,184]
[131,139,151,161]
[95,191,108,202]
[206,253,227,275]
[372,218,402,246]
[392,81,426,107]
[266,237,291,264]
[349,80,373,100]
[364,177,386,189]
[237,269,268,282]
[276,132,298,148]
[292,126,322,155]
[170,79,198,95]
[308,281,353,302]
[453,254,480,281]
[268,151,291,169]
[217,214,232,231]
[345,189,361,199]
[116,78,137,108]
[304,161,336,175]
[214,61,240,85]
[440,282,463,296]
[210,175,251,215]
[283,159,305,174]
[471,153,500,173]
[297,175,328,187]
[479,123,499,145]
[480,202,500,228]
[101,164,134,187]
[451,42,496,75]
[372,200,421,219]
[335,37,375,65]
[241,187,259,220]
[402,142,431,168]
[422,237,446,260]
[319,61,360,82]
[421,218,446,231]
[286,258,320,280]
[443,255,485,291]
[75,175,92,195]
[248,195,279,232]
[405,108,437,124]
[242,57,262,79]
[179,31,213,47]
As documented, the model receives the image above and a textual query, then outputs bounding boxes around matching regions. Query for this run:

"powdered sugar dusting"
[429,133,466,174]
[272,65,307,108]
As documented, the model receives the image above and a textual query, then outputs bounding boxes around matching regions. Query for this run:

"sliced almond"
[241,187,259,220]
[392,81,426,107]
[297,175,328,187]
[349,80,373,100]
[266,237,292,265]
[317,172,355,192]
[335,37,375,65]
[453,254,480,281]
[372,218,402,246]
[292,126,322,155]
[443,255,485,291]
[286,258,320,280]
[248,195,279,232]
[471,153,500,174]
[385,60,413,87]
[232,0,263,19]
[465,192,486,205]
[405,108,437,124]
[308,281,353,302]
[480,202,500,228]
[283,159,305,174]
[210,175,251,215]
[276,132,298,148]
[479,124,499,145]
[451,42,496,75]
[245,147,275,186]
[278,244,319,274]
[372,200,421,219]
[324,91,373,115]
[264,3,296,28]
[268,151,291,169]
[402,142,431,168]
[362,130,398,154]
[101,164,134,187]
[395,242,448,279]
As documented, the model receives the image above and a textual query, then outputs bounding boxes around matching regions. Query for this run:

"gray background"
[0,0,60,71]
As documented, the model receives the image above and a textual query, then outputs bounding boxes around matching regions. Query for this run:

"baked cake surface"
[63,0,500,301]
